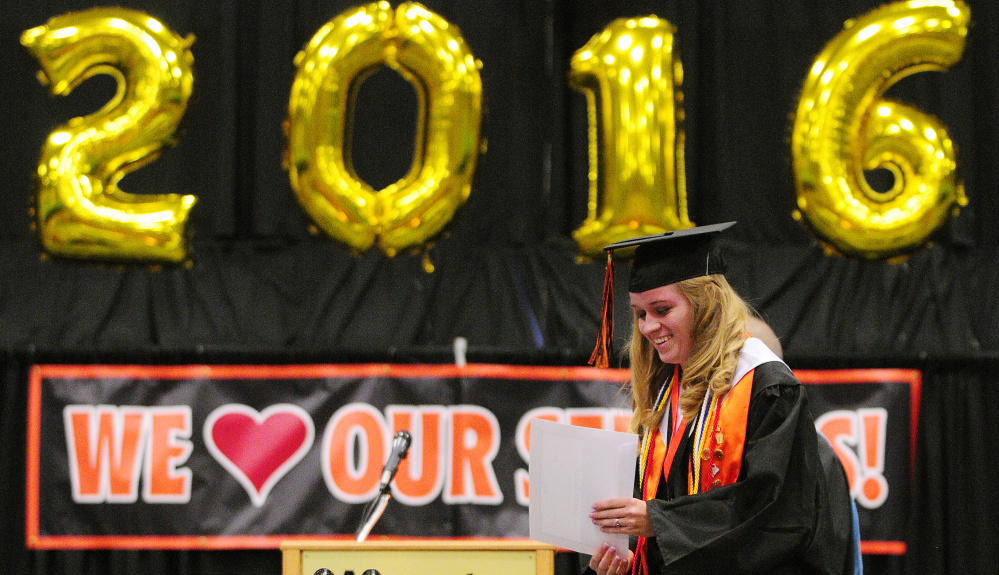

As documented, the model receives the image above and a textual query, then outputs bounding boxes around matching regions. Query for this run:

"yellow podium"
[281,538,556,575]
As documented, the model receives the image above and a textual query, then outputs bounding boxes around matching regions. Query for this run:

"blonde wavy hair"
[626,274,749,435]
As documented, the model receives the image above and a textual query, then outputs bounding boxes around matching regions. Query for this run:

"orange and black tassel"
[588,251,615,368]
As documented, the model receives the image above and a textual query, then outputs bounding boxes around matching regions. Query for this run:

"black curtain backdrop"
[3,0,999,574]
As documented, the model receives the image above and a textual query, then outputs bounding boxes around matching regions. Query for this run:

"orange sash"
[688,332,757,491]
[693,369,753,493]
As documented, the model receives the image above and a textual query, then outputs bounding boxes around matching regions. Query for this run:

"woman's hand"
[589,543,633,575]
[590,497,655,537]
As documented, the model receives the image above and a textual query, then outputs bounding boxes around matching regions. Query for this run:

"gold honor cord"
[638,367,677,481]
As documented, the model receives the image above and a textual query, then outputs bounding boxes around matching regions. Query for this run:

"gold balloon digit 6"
[21,8,197,264]
[570,17,691,258]
[791,0,969,260]
[285,1,482,255]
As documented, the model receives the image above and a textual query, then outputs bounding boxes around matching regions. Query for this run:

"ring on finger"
[615,518,621,528]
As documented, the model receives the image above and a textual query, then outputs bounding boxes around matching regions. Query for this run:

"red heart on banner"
[204,404,315,507]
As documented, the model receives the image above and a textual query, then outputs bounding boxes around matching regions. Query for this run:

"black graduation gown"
[639,361,854,575]
[581,361,855,575]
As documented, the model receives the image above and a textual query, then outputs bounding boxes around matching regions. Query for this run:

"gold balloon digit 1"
[285,1,482,255]
[791,0,970,260]
[21,8,197,264]
[570,17,691,258]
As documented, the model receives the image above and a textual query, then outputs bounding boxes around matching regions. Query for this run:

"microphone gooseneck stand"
[353,490,391,543]
[313,432,411,575]
[354,430,412,543]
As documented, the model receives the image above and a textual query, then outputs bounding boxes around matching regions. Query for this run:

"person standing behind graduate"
[584,222,855,575]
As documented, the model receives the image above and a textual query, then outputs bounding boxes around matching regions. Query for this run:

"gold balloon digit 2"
[21,7,197,264]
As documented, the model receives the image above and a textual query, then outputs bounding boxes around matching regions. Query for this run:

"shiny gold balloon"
[21,8,197,264]
[285,2,482,255]
[569,17,692,258]
[791,0,969,260]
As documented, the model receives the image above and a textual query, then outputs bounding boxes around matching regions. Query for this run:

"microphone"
[378,430,412,491]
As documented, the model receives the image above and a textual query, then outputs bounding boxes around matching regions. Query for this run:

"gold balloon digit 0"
[285,1,482,255]
[792,0,969,260]
[570,17,691,258]
[21,8,197,264]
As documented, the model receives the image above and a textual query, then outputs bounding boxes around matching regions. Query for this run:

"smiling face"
[630,283,695,367]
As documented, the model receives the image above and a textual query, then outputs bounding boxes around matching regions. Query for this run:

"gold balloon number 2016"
[22,1,970,264]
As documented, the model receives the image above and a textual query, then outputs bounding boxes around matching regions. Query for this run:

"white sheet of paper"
[528,418,638,557]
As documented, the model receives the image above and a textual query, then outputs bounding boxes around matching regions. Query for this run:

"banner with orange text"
[26,364,917,553]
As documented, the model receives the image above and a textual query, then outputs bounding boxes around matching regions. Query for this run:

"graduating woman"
[585,222,856,575]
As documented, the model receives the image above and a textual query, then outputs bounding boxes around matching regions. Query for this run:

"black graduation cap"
[588,222,736,368]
